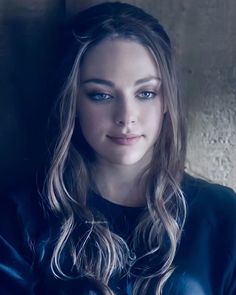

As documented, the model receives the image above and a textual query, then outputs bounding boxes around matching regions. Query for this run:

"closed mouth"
[107,135,141,139]
[107,135,142,145]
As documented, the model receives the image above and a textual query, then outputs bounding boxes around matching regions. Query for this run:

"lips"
[107,134,142,145]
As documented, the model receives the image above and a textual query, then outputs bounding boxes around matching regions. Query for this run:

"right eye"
[87,92,113,102]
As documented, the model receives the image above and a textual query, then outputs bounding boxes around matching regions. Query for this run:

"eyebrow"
[81,76,161,87]
[81,78,114,87]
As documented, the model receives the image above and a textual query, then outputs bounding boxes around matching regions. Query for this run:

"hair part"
[45,2,187,294]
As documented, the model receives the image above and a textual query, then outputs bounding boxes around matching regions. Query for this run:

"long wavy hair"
[45,2,187,294]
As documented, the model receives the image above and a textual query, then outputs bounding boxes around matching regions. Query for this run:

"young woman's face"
[77,38,165,166]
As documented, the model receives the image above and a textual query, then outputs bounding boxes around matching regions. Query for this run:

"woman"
[0,2,235,295]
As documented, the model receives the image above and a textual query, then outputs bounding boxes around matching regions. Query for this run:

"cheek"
[77,103,108,139]
[78,102,96,127]
[79,112,96,131]
[144,101,164,130]
[78,113,99,146]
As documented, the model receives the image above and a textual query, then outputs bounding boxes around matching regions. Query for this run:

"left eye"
[137,91,156,99]
[87,92,113,102]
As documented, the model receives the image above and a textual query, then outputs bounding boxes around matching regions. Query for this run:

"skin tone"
[77,38,165,207]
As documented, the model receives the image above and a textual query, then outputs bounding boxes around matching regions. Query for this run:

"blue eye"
[88,92,113,102]
[137,91,156,100]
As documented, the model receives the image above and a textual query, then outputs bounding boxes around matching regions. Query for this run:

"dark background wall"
[1,0,235,191]
[0,0,65,189]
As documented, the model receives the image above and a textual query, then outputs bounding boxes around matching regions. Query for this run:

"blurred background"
[0,0,235,191]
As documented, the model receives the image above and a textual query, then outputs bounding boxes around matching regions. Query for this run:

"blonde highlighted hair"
[45,2,187,294]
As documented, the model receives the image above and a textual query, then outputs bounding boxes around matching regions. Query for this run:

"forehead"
[79,38,161,81]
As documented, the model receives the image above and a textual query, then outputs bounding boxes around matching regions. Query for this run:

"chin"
[107,153,148,166]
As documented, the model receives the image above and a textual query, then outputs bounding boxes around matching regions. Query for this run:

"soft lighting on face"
[77,38,164,167]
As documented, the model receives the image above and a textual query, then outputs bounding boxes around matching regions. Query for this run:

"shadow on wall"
[0,0,65,190]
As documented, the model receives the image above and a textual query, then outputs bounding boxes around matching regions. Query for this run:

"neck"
[92,160,149,207]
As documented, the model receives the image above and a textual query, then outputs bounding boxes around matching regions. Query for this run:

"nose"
[113,95,138,126]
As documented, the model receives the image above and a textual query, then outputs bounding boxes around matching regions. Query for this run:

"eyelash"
[87,90,158,102]
[87,92,113,102]
[137,91,157,99]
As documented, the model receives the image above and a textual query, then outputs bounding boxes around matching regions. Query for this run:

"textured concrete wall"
[1,0,235,190]
[150,0,236,190]
[148,0,236,190]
